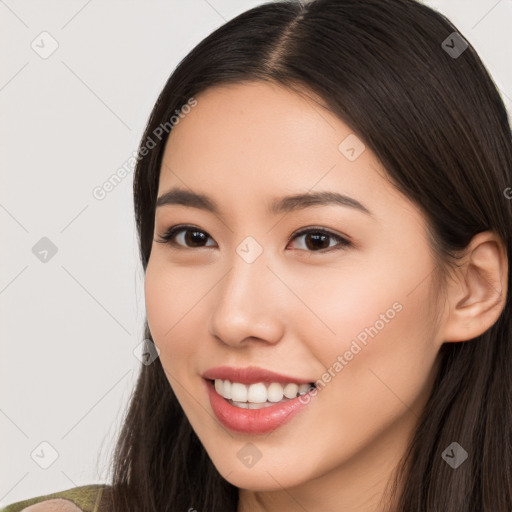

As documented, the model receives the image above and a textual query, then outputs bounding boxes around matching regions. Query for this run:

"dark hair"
[105,0,512,510]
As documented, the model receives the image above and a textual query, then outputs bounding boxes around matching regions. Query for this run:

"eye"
[155,224,352,253]
[155,225,216,248]
[288,227,352,252]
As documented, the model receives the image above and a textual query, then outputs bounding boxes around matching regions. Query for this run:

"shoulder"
[0,484,111,512]
[17,499,82,512]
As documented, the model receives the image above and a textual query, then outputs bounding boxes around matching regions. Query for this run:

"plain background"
[1,0,511,507]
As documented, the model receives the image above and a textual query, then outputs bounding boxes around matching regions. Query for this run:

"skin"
[144,81,508,512]
[21,499,82,511]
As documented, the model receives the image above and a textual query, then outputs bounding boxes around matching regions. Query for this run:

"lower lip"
[204,379,315,435]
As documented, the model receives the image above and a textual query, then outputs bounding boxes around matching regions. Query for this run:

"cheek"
[316,255,438,438]
[143,261,196,413]
[325,234,435,354]
[144,256,216,373]
[144,261,170,344]
[144,259,192,355]
[307,238,438,394]
[289,255,406,363]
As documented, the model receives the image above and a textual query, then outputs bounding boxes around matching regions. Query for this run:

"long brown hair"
[105,1,512,510]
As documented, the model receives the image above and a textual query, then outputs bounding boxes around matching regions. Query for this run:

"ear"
[442,230,508,343]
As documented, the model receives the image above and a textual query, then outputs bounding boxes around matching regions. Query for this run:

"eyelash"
[155,224,352,253]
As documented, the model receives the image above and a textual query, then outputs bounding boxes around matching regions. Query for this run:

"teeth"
[283,383,299,399]
[247,382,267,403]
[222,380,232,400]
[298,383,311,395]
[267,383,284,402]
[231,382,248,402]
[213,379,315,403]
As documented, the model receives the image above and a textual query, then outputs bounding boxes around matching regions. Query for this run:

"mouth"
[209,378,317,409]
[204,378,317,434]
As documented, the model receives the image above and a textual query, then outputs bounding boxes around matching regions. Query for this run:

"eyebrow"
[156,187,374,218]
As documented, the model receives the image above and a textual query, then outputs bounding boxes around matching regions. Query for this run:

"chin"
[222,466,306,491]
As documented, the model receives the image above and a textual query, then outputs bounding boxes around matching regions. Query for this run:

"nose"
[208,248,285,348]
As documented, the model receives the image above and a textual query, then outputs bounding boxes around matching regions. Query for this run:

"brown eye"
[155,225,351,253]
[155,225,215,248]
[288,228,351,252]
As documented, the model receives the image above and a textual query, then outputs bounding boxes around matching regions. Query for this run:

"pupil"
[306,233,329,250]
[185,230,206,246]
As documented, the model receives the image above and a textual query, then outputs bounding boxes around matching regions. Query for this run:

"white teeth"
[213,379,315,403]
[283,383,299,399]
[267,382,284,402]
[247,383,267,403]
[222,380,232,400]
[230,382,248,402]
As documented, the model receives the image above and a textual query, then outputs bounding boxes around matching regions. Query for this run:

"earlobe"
[442,231,508,343]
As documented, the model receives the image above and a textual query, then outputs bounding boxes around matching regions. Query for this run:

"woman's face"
[145,81,445,499]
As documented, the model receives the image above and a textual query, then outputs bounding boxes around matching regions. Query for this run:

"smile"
[214,379,315,408]
[204,378,317,435]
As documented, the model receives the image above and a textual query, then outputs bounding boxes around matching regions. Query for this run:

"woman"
[3,0,511,510]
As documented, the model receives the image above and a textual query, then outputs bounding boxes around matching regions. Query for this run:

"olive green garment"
[0,484,111,512]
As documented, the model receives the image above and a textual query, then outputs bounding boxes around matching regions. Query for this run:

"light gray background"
[1,0,511,506]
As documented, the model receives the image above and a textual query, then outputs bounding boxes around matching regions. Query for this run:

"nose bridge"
[209,237,284,346]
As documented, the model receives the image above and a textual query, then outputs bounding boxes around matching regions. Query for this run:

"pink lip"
[202,365,314,385]
[203,379,315,435]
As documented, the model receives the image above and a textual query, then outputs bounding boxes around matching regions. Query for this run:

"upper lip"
[202,365,314,385]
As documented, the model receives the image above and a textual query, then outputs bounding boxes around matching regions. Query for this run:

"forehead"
[158,81,420,223]
[164,81,343,164]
